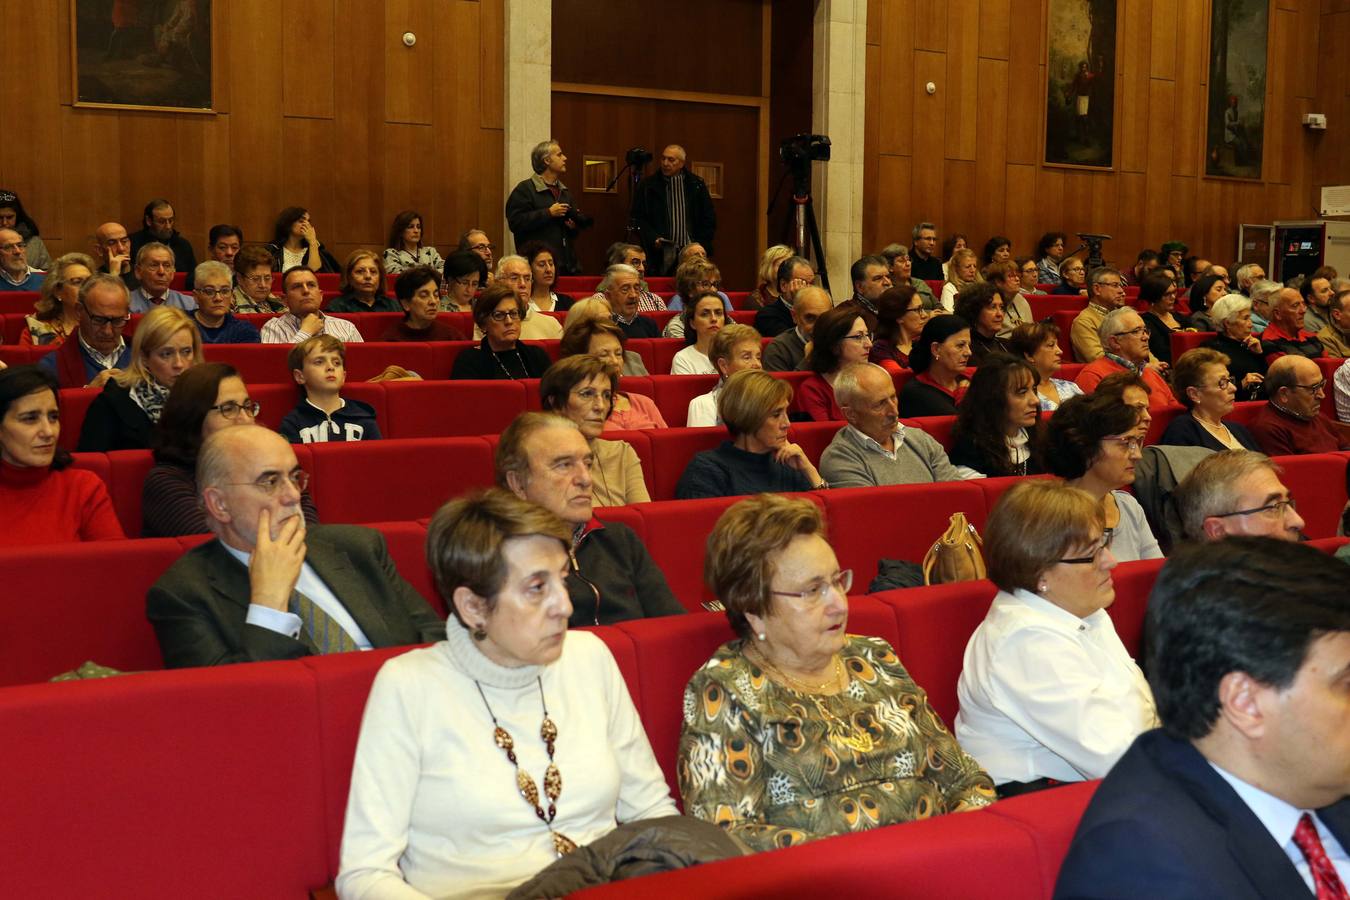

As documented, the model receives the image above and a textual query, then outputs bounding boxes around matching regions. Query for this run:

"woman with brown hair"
[869,284,929,373]
[798,307,874,421]
[540,355,650,506]
[383,209,444,275]
[19,252,95,347]
[328,249,399,313]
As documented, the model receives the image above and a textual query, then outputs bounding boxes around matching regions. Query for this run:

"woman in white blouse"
[337,489,677,899]
[955,479,1157,796]
[383,210,445,275]
[670,290,725,375]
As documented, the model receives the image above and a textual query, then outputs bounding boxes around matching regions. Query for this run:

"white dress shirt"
[222,543,372,650]
[686,383,723,427]
[1211,763,1350,894]
[955,588,1158,784]
[260,312,363,344]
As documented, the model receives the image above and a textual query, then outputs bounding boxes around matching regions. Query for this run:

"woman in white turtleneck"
[337,489,676,900]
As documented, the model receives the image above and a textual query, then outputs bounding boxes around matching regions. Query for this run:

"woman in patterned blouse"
[677,494,996,852]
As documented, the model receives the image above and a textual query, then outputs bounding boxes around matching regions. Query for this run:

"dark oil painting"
[1205,0,1268,179]
[1044,0,1118,169]
[73,0,213,111]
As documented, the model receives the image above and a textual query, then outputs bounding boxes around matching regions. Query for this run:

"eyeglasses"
[1207,376,1235,390]
[572,387,613,404]
[695,279,723,290]
[770,569,853,605]
[842,332,875,343]
[1290,380,1326,393]
[0,240,27,252]
[1097,280,1125,289]
[196,287,232,298]
[1212,497,1298,520]
[223,468,310,495]
[1101,436,1143,453]
[451,276,479,289]
[1116,325,1148,338]
[241,273,273,285]
[79,302,131,328]
[489,308,522,322]
[209,399,260,420]
[469,242,495,253]
[903,306,927,316]
[1058,530,1115,565]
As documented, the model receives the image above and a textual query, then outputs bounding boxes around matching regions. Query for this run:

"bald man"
[1260,288,1324,362]
[94,221,138,289]
[1248,355,1350,456]
[631,143,717,275]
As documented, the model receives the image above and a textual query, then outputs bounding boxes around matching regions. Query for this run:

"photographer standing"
[632,144,717,276]
[506,139,591,275]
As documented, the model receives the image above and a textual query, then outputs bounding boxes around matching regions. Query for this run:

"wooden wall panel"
[1,0,502,263]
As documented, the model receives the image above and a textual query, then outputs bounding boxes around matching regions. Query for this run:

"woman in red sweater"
[797,307,873,421]
[0,366,124,547]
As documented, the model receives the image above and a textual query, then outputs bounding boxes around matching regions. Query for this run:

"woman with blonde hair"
[940,247,981,312]
[20,252,96,347]
[77,305,202,451]
[328,249,398,313]
[748,244,794,309]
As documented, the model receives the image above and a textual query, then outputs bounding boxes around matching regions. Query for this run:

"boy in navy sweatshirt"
[278,335,382,443]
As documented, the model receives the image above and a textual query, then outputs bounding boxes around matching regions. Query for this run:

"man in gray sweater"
[820,363,967,487]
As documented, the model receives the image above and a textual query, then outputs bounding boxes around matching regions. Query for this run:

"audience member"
[558,312,650,380]
[1043,393,1163,561]
[493,255,561,340]
[0,227,44,291]
[984,260,1033,336]
[1247,277,1280,331]
[602,241,665,311]
[676,370,826,498]
[19,252,93,347]
[821,362,964,486]
[128,199,197,275]
[1055,538,1350,898]
[93,221,136,289]
[269,207,339,273]
[440,249,486,312]
[1185,272,1230,332]
[748,243,794,309]
[451,282,550,380]
[205,225,243,270]
[679,493,994,850]
[632,144,717,274]
[191,260,259,344]
[540,355,649,506]
[1036,231,1068,284]
[1123,248,1160,287]
[1173,450,1305,543]
[666,256,732,314]
[1203,293,1267,397]
[496,412,683,624]
[232,246,286,314]
[670,290,725,375]
[1302,271,1335,334]
[838,253,892,326]
[147,426,444,666]
[382,209,444,275]
[899,314,971,417]
[327,249,396,313]
[1138,270,1187,363]
[763,285,830,372]
[599,263,659,340]
[1315,288,1350,358]
[1233,261,1265,296]
[950,354,1043,477]
[279,336,381,444]
[1070,267,1129,361]
[457,227,496,277]
[687,323,762,428]
[0,188,52,269]
[128,242,195,312]
[754,255,814,338]
[1009,321,1083,411]
[260,266,363,344]
[1260,287,1324,362]
[956,480,1156,792]
[38,273,133,388]
[940,248,981,312]
[337,488,682,899]
[798,307,873,421]
[940,235,967,278]
[1053,255,1088,296]
[1094,370,1155,433]
[869,284,929,372]
[1018,256,1043,293]
[1159,240,1187,272]
[1075,308,1177,408]
[1160,348,1260,450]
[1248,355,1350,455]
[506,139,590,275]
[0,366,123,547]
[382,266,464,341]
[522,241,574,314]
[143,363,319,538]
[909,221,944,281]
[953,282,1010,364]
[879,242,938,308]
[77,305,202,452]
[981,235,1013,267]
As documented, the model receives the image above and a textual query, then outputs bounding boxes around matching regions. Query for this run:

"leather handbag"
[922,512,986,585]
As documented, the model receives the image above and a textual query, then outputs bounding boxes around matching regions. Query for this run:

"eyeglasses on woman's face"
[210,399,261,420]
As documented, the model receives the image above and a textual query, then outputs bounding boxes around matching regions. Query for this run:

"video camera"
[779,133,831,166]
[625,147,654,168]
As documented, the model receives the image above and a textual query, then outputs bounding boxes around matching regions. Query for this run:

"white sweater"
[337,627,677,900]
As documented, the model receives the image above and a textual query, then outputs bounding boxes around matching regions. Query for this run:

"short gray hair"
[1210,293,1252,329]
[1248,279,1282,306]
[1089,266,1123,288]
[1098,306,1140,344]
[495,254,528,277]
[135,241,175,267]
[912,222,936,240]
[597,263,639,293]
[833,362,888,409]
[1234,263,1262,286]
[193,260,232,286]
[1174,450,1281,541]
[79,272,130,305]
[879,243,908,265]
[530,139,559,175]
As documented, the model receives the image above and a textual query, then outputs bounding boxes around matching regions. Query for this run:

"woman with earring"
[338,489,681,898]
[678,493,995,851]
[955,480,1157,796]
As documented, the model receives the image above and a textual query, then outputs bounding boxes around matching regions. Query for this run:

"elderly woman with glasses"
[678,494,995,851]
[142,362,320,537]
[1044,393,1163,561]
[77,305,202,452]
[540,355,650,507]
[1203,292,1268,398]
[798,307,874,421]
[955,480,1157,796]
[1159,348,1261,451]
[20,252,95,347]
[451,282,551,380]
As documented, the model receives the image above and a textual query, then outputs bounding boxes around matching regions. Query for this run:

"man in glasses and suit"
[37,274,133,388]
[147,426,444,667]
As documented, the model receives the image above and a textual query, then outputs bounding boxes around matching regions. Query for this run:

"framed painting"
[1043,0,1119,170]
[1205,0,1269,179]
[71,0,214,112]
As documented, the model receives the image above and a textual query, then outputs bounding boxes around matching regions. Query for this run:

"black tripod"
[769,163,830,294]
[607,155,650,248]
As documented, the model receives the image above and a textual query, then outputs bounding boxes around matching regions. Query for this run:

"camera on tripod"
[779,134,831,166]
[625,147,654,168]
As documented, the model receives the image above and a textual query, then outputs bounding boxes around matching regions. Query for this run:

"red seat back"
[58,387,100,451]
[645,426,727,500]
[0,290,40,314]
[383,380,527,437]
[901,414,956,451]
[1277,452,1349,539]
[1106,557,1165,658]
[789,420,843,466]
[305,437,496,523]
[1052,311,1079,360]
[1170,330,1215,363]
[650,373,719,427]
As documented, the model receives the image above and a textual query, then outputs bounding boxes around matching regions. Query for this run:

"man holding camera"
[632,144,717,276]
[506,139,592,275]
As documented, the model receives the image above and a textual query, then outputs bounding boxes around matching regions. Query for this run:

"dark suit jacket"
[631,170,717,264]
[1055,729,1350,899]
[147,524,445,667]
[77,381,153,452]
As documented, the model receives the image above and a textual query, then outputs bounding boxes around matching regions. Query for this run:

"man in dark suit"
[147,427,444,667]
[631,144,717,275]
[1055,537,1350,899]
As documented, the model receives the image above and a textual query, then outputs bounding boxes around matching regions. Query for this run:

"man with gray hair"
[599,263,659,339]
[755,255,815,338]
[1070,266,1129,362]
[1260,287,1324,362]
[1233,262,1266,297]
[820,363,966,487]
[1076,306,1176,407]
[505,138,590,274]
[146,426,445,667]
[128,242,195,313]
[909,222,943,281]
[191,260,260,344]
[1173,450,1304,542]
[763,284,831,372]
[632,143,717,275]
[1247,278,1281,331]
[603,242,665,311]
[37,273,133,387]
[0,227,43,291]
[497,254,562,339]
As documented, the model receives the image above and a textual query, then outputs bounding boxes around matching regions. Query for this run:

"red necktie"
[1294,812,1350,900]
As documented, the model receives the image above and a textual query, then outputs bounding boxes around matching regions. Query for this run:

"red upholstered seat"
[651,338,692,375]
[901,414,956,450]
[634,496,741,610]
[365,520,443,612]
[57,387,99,451]
[204,343,293,383]
[1317,357,1343,419]
[1027,293,1086,321]
[305,436,496,523]
[1224,400,1264,430]
[0,290,40,314]
[650,373,719,427]
[249,381,304,430]
[1052,310,1079,360]
[1106,557,1165,658]
[1276,452,1349,539]
[382,379,527,437]
[975,474,1051,520]
[789,420,843,466]
[1144,404,1187,445]
[103,448,157,534]
[984,780,1100,892]
[1170,330,1215,362]
[1056,362,1086,382]
[645,426,727,500]
[343,342,437,380]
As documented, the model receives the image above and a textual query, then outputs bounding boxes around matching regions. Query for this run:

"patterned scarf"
[130,378,172,423]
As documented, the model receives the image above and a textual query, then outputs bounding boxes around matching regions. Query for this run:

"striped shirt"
[260,312,364,344]
[666,173,689,247]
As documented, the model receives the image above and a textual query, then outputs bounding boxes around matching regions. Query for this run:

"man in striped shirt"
[632,144,717,276]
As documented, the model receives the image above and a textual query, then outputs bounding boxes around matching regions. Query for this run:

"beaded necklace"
[491,346,529,380]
